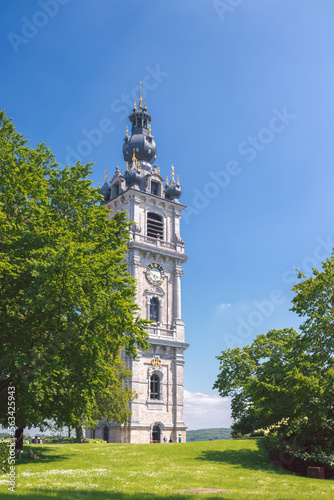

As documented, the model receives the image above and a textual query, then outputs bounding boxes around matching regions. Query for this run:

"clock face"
[146,263,165,286]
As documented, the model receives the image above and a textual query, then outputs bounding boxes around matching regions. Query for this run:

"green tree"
[0,111,148,437]
[214,255,334,454]
[291,261,334,356]
[213,329,302,434]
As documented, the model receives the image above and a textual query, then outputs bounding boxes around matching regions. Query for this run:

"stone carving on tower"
[92,83,188,444]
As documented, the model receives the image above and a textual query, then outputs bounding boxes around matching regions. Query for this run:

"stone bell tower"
[95,84,188,443]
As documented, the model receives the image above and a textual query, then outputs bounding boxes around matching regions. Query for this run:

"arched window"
[150,297,159,322]
[150,374,160,400]
[147,212,163,239]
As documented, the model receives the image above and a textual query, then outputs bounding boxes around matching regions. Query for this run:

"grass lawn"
[0,438,333,499]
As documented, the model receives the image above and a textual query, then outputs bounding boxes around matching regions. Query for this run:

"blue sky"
[1,0,334,429]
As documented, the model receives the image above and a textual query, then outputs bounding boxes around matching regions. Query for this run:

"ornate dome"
[164,166,182,201]
[123,151,145,188]
[123,131,157,170]
[122,84,157,170]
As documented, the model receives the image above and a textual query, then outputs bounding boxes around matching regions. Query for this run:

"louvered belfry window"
[147,212,163,239]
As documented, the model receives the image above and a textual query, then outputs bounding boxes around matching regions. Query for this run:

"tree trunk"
[68,427,71,439]
[75,425,83,443]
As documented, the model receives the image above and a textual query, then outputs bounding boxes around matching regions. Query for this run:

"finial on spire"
[171,165,175,179]
[105,168,108,180]
[148,124,151,134]
[132,149,136,163]
[166,176,168,184]
[126,126,128,136]
[139,81,143,108]
[158,166,160,174]
[177,175,180,184]
[98,180,101,187]
[134,101,137,109]
[126,161,130,171]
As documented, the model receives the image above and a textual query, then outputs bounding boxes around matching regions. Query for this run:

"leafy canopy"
[214,254,334,453]
[0,110,148,430]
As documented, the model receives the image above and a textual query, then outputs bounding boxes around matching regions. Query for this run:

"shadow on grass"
[196,439,284,474]
[17,446,71,465]
[0,490,206,500]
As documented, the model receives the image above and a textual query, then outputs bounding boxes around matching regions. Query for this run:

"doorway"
[103,425,109,442]
[152,425,161,443]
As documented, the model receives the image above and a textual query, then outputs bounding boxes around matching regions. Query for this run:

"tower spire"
[139,81,143,108]
[123,88,157,169]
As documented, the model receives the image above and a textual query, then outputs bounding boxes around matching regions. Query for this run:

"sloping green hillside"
[0,438,333,499]
[187,427,232,441]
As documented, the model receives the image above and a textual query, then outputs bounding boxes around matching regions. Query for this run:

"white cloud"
[219,303,231,310]
[184,390,233,430]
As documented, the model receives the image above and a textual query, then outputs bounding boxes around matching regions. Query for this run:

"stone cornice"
[106,187,187,211]
[128,240,188,262]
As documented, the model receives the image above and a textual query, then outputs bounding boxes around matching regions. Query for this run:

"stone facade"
[88,88,188,443]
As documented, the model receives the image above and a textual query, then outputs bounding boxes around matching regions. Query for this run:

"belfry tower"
[95,85,188,443]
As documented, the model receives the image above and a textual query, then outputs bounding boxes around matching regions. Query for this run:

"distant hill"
[186,427,232,442]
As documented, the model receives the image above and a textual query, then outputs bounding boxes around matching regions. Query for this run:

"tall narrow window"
[150,374,160,400]
[147,212,163,238]
[150,297,159,322]
[113,183,120,197]
[151,181,159,196]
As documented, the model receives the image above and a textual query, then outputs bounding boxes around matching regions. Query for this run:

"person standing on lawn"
[15,428,24,459]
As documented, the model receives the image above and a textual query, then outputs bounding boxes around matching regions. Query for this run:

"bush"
[264,430,288,458]
[42,437,76,444]
[83,439,106,444]
[231,432,243,439]
[288,449,334,479]
[34,437,106,444]
[264,430,334,479]
[0,439,12,474]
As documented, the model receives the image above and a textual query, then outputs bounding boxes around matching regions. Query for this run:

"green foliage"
[91,359,135,424]
[82,438,106,444]
[38,436,105,444]
[186,427,231,442]
[289,449,334,479]
[0,111,149,431]
[40,437,77,444]
[214,251,334,463]
[0,440,11,474]
[214,328,302,432]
